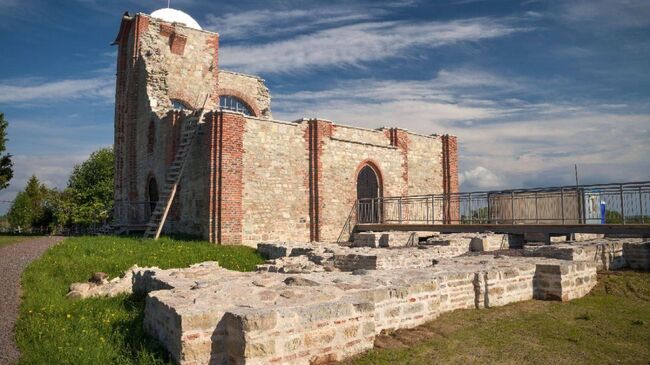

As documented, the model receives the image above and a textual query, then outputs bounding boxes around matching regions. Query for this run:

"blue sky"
[0,0,649,212]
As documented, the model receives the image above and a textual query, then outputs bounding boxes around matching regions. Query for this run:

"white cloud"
[270,71,650,191]
[220,18,521,73]
[459,166,504,190]
[559,0,650,28]
[205,8,374,40]
[274,69,520,123]
[0,77,114,104]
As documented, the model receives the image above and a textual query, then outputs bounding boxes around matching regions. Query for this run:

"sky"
[0,0,649,213]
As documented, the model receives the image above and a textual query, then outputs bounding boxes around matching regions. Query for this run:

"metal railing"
[343,181,650,236]
[112,200,185,227]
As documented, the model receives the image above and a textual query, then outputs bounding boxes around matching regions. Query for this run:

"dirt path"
[0,236,63,365]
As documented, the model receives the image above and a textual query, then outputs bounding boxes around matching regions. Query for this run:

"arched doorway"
[356,164,382,223]
[148,177,159,215]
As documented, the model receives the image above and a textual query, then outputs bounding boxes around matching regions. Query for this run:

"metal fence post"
[511,191,515,224]
[640,187,644,224]
[620,184,625,224]
[487,194,492,224]
[560,188,564,224]
[356,200,360,223]
[468,193,473,224]
[432,195,436,224]
[398,197,403,224]
[535,191,539,224]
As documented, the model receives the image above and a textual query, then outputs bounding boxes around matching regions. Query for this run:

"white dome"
[150,8,202,30]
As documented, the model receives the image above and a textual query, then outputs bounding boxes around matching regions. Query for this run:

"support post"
[487,194,492,224]
[398,197,403,224]
[511,191,515,224]
[356,199,360,224]
[431,195,436,224]
[535,191,539,224]
[640,187,644,224]
[468,193,473,224]
[620,184,625,224]
[560,188,564,224]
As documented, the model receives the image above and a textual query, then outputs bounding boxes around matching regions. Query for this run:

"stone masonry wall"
[241,118,311,245]
[114,13,458,243]
[114,13,219,229]
[407,133,444,196]
[318,126,451,241]
[139,255,598,364]
[218,70,272,118]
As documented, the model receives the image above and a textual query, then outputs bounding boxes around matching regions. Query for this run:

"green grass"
[344,271,650,365]
[15,236,264,365]
[0,234,36,248]
[15,236,650,365]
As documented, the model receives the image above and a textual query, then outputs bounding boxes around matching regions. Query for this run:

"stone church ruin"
[112,9,458,244]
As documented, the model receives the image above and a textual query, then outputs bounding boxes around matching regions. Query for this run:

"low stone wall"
[137,254,599,364]
[533,261,597,301]
[524,238,648,271]
[623,241,650,270]
[256,241,466,273]
[470,233,525,252]
[352,231,418,248]
[256,242,320,260]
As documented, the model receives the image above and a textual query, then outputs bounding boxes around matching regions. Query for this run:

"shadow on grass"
[113,293,173,364]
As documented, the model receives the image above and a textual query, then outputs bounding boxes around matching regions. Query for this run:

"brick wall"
[441,134,460,223]
[206,112,245,244]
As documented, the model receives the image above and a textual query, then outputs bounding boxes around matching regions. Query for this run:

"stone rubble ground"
[64,232,650,365]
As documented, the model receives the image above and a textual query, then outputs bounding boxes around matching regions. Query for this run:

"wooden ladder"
[143,107,207,240]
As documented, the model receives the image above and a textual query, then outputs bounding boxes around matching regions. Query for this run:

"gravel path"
[0,236,63,365]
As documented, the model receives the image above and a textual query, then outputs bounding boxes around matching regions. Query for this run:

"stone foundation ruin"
[121,234,650,365]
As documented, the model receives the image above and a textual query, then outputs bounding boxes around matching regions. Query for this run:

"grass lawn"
[15,236,650,365]
[345,271,650,365]
[15,235,264,365]
[0,234,35,248]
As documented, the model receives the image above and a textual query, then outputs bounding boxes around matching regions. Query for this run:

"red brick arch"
[167,94,195,110]
[216,88,261,117]
[354,159,384,199]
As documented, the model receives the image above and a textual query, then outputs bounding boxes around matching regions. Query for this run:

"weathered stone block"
[623,241,650,270]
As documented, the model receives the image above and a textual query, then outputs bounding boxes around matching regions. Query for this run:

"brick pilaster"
[441,134,459,223]
[206,111,245,244]
[305,119,333,242]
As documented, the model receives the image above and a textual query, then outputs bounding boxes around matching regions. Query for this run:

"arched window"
[219,95,253,116]
[171,99,190,111]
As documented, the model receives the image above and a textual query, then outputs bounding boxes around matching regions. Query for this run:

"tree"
[63,148,114,226]
[8,191,32,229]
[0,113,13,190]
[7,175,56,230]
